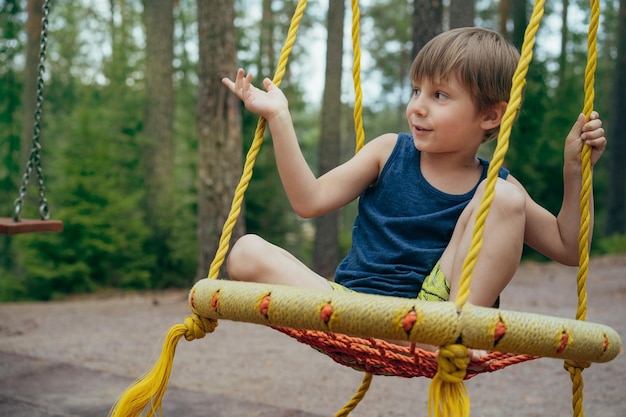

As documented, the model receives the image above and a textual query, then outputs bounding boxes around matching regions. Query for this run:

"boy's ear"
[480,101,508,130]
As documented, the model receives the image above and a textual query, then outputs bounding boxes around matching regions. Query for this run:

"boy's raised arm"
[222,69,385,218]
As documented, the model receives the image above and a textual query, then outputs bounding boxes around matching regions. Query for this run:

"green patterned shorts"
[329,261,450,301]
[416,261,450,301]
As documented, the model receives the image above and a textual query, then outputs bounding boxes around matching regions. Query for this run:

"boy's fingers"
[586,137,607,151]
[221,78,237,94]
[263,78,276,91]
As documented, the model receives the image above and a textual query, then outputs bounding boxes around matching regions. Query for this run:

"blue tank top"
[334,133,509,298]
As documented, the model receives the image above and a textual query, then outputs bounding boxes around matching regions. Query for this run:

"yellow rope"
[350,0,365,153]
[565,1,600,416]
[334,373,373,417]
[428,345,470,417]
[109,315,217,417]
[207,0,308,280]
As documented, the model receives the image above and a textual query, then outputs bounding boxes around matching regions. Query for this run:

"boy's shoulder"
[362,133,401,155]
[357,133,402,173]
[372,132,402,144]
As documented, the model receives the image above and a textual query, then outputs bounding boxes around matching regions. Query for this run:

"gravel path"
[1,256,624,416]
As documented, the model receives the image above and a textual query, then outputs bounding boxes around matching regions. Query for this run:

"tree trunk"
[511,0,526,49]
[313,0,344,278]
[259,0,275,76]
[196,0,243,279]
[605,0,626,235]
[412,0,443,57]
[21,0,44,167]
[498,0,509,37]
[558,0,570,82]
[449,0,474,29]
[142,0,175,285]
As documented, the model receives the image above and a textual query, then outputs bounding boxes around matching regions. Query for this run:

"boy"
[222,28,606,318]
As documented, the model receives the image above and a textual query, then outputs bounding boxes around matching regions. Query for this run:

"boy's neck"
[419,151,483,195]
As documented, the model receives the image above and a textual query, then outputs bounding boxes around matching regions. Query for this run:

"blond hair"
[410,27,520,141]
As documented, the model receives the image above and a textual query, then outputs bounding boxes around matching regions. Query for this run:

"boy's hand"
[222,68,289,121]
[565,111,606,167]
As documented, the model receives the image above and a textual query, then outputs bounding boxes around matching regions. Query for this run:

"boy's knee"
[475,179,525,217]
[227,234,265,280]
[493,179,526,217]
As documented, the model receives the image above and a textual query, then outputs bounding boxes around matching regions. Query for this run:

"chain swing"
[0,0,63,235]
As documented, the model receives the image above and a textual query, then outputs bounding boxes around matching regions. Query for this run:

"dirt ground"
[0,255,625,417]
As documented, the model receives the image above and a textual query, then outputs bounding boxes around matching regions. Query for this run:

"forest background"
[1,0,625,301]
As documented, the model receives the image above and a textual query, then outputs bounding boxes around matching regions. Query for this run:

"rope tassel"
[109,315,217,417]
[428,344,471,417]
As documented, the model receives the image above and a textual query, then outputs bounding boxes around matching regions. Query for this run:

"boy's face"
[406,74,492,155]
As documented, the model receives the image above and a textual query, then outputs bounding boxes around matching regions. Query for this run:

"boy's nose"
[408,97,427,117]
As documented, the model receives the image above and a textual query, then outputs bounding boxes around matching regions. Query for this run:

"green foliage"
[596,234,626,255]
[1,79,155,300]
[361,0,413,109]
[0,0,23,214]
[507,56,566,216]
[2,210,153,301]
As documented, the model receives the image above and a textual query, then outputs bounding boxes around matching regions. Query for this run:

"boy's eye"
[412,88,420,96]
[434,91,447,99]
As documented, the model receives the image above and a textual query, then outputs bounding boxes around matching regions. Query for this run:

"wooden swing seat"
[0,217,64,235]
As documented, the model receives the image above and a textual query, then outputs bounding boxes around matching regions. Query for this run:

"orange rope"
[274,327,537,379]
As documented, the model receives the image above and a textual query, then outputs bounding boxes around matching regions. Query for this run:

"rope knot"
[564,359,591,374]
[428,344,471,417]
[436,344,470,383]
[184,314,218,341]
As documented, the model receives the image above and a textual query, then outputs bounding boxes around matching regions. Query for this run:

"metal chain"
[13,0,51,222]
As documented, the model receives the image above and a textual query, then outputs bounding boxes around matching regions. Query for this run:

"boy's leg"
[440,179,526,307]
[227,234,333,290]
